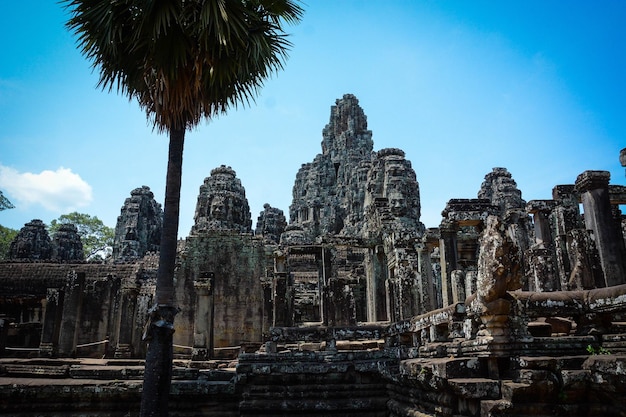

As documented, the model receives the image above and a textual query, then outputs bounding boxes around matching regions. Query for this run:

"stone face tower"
[176,167,267,357]
[191,165,252,235]
[52,224,84,261]
[9,219,53,260]
[287,94,425,245]
[478,167,526,215]
[288,94,374,242]
[255,203,287,244]
[112,186,163,261]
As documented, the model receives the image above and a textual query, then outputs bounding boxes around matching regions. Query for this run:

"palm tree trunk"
[140,127,185,417]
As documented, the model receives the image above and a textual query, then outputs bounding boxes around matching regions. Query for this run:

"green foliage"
[49,212,114,260]
[0,191,14,211]
[0,225,18,260]
[586,344,611,355]
[62,0,304,132]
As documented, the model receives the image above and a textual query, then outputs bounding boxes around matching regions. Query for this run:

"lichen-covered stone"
[9,219,53,260]
[52,224,84,261]
[112,186,162,261]
[191,165,252,234]
[478,167,526,215]
[255,203,286,243]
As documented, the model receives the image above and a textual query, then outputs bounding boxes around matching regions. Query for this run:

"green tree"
[0,225,18,260]
[49,212,114,260]
[0,191,14,211]
[62,1,302,415]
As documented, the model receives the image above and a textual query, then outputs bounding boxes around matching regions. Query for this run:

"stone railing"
[266,324,386,353]
[384,284,626,358]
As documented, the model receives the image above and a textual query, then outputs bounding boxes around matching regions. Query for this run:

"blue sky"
[1,1,624,237]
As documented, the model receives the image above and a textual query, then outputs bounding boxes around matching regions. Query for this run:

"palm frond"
[62,0,303,132]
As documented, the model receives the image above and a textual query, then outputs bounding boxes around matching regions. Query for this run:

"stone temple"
[1,94,626,417]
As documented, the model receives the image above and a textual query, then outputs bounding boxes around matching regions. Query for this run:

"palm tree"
[62,1,302,415]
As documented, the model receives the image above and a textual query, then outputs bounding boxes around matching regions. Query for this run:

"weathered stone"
[576,170,626,287]
[9,219,53,260]
[255,203,286,243]
[51,224,84,261]
[191,165,252,234]
[112,185,162,261]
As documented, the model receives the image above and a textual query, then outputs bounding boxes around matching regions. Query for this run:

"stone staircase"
[0,358,239,416]
[386,353,626,417]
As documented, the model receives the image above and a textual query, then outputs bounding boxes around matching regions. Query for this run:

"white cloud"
[0,165,92,212]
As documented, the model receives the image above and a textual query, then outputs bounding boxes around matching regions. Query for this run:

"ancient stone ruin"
[0,97,625,417]
[112,185,163,261]
[8,219,53,260]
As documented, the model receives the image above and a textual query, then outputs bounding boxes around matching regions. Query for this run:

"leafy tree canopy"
[49,212,114,260]
[0,225,18,261]
[0,191,14,211]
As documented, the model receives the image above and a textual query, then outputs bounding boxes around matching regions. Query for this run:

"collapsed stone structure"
[0,97,625,417]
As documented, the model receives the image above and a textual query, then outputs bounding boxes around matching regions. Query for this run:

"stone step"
[400,356,486,379]
[601,332,626,352]
[1,363,70,378]
[68,364,144,379]
[447,377,500,399]
[481,399,622,417]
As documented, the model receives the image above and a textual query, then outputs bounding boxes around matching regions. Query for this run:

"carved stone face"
[210,196,228,221]
[124,200,140,240]
[388,191,408,216]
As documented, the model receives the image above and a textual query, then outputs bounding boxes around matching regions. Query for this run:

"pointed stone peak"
[192,165,252,234]
[478,167,525,215]
[321,94,373,159]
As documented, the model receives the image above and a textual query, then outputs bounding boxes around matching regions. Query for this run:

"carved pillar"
[273,274,289,327]
[526,200,559,292]
[464,267,477,299]
[576,171,626,287]
[450,270,466,304]
[385,275,397,323]
[439,221,458,307]
[366,245,388,322]
[551,185,582,289]
[115,280,139,358]
[191,272,212,360]
[58,271,85,357]
[416,242,435,313]
[395,249,420,320]
[527,200,554,246]
[273,251,290,326]
[39,288,63,357]
[319,247,329,326]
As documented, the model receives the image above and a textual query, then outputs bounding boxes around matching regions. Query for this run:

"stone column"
[576,171,626,287]
[366,245,388,322]
[439,221,458,307]
[527,200,555,246]
[526,200,559,292]
[551,185,582,289]
[272,251,290,326]
[191,273,212,361]
[39,288,63,357]
[416,242,435,313]
[58,271,85,357]
[450,270,466,304]
[385,276,397,323]
[115,281,139,358]
[273,273,289,326]
[395,249,420,319]
[319,247,332,326]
